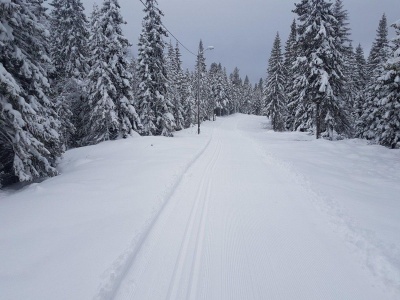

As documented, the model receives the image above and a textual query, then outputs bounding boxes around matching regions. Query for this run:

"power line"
[138,0,197,57]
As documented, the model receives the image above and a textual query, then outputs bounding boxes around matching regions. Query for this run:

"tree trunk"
[316,102,320,139]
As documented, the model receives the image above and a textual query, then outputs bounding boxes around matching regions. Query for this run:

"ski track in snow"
[96,115,392,300]
[92,128,216,300]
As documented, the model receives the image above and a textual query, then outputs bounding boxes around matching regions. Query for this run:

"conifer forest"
[1,1,400,299]
[0,0,399,185]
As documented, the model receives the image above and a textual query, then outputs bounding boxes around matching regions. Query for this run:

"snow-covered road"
[1,114,399,300]
[108,116,388,300]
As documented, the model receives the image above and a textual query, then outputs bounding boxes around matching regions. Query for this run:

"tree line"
[263,0,399,149]
[1,0,399,187]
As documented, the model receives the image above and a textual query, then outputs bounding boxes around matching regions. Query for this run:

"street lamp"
[197,45,214,135]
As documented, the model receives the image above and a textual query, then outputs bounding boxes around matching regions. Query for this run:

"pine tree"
[241,75,253,114]
[229,67,242,114]
[353,44,368,120]
[263,33,287,131]
[209,63,229,118]
[49,0,90,147]
[83,0,140,145]
[0,0,62,186]
[284,19,298,130]
[137,0,174,136]
[292,0,350,139]
[359,19,400,148]
[166,41,184,131]
[358,14,391,139]
[252,79,264,116]
[333,0,355,123]
[182,70,196,128]
[367,14,390,76]
[195,40,210,123]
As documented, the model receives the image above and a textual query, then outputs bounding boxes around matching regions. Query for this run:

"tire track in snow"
[92,132,215,300]
[166,137,221,300]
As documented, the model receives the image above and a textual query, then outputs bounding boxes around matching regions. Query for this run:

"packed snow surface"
[1,114,399,300]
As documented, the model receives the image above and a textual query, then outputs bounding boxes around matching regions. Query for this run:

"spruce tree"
[229,67,242,114]
[284,19,298,130]
[333,0,355,122]
[137,0,174,136]
[359,19,400,148]
[263,33,287,131]
[252,79,264,116]
[166,41,184,131]
[209,63,229,118]
[182,70,196,128]
[83,0,140,145]
[49,0,89,147]
[292,0,350,139]
[358,14,391,139]
[0,0,62,186]
[367,14,390,76]
[195,40,210,123]
[353,44,368,120]
[241,76,253,114]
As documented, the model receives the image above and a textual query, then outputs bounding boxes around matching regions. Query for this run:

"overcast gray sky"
[80,0,399,83]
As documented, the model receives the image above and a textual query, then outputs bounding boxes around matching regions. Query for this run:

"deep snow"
[0,114,399,300]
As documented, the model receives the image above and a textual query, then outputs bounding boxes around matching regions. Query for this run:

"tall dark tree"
[292,0,350,139]
[0,0,62,186]
[263,33,287,131]
[137,0,174,136]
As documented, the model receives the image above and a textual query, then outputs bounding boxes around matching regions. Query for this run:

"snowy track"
[1,115,398,300]
[107,116,388,300]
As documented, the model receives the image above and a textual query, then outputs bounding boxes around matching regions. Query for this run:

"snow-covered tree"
[358,14,391,139]
[291,0,350,139]
[0,0,62,186]
[137,0,174,136]
[353,44,368,120]
[182,70,196,128]
[229,67,242,114]
[333,0,355,122]
[49,0,89,147]
[284,19,298,130]
[83,0,140,145]
[263,33,287,131]
[252,79,264,116]
[359,19,400,148]
[367,14,390,76]
[166,41,184,131]
[195,40,211,123]
[209,63,229,118]
[241,75,253,114]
